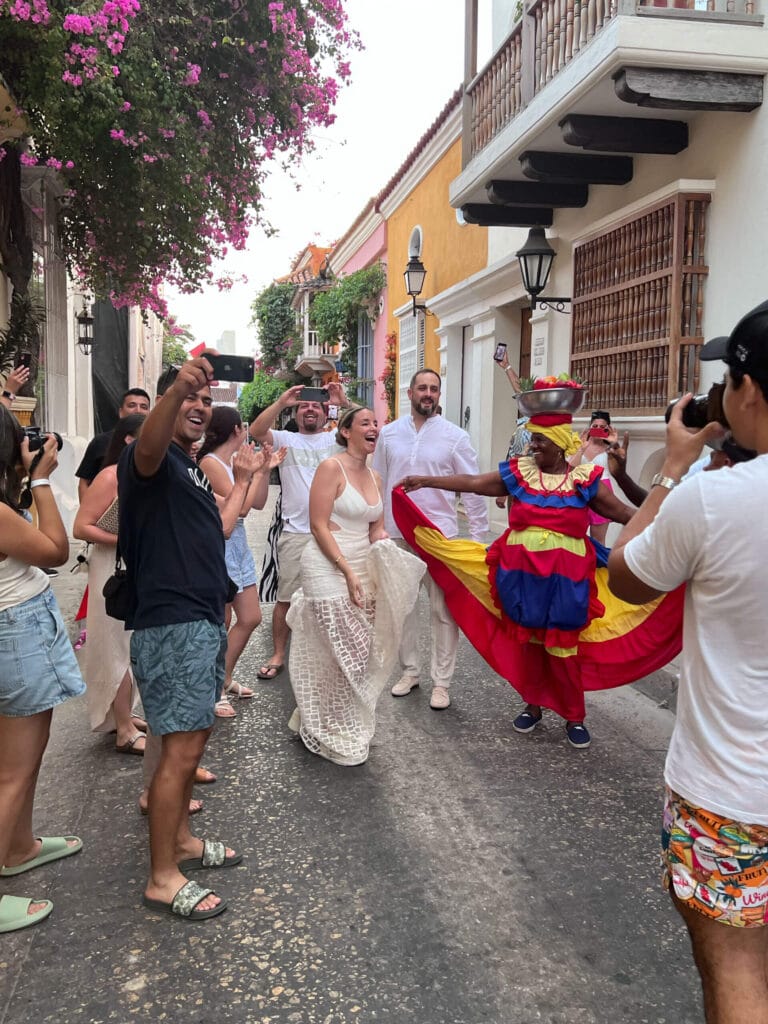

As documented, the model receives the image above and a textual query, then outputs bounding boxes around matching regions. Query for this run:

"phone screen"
[19,352,32,369]
[493,343,507,363]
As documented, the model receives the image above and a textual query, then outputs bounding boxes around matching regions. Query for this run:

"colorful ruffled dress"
[392,458,684,721]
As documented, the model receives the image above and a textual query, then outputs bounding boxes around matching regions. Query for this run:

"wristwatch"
[2,390,13,401]
[650,473,678,491]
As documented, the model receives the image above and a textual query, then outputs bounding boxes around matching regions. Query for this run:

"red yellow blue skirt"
[392,487,684,721]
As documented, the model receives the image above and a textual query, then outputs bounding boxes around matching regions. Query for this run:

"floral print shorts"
[661,786,768,927]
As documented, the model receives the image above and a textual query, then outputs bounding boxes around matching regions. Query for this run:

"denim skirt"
[0,588,86,717]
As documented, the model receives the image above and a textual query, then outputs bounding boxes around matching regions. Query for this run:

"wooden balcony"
[453,0,766,212]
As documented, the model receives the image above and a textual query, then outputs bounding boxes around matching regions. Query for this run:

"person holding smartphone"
[249,380,348,682]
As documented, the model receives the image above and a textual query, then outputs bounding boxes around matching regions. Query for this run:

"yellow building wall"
[386,137,488,371]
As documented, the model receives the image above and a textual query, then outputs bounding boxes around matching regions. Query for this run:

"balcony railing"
[302,330,340,360]
[466,0,760,161]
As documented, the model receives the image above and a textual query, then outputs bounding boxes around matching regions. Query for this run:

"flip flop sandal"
[0,895,54,933]
[142,880,227,921]
[256,663,284,681]
[214,698,237,719]
[116,733,145,755]
[1,836,83,877]
[225,681,255,699]
[177,839,243,872]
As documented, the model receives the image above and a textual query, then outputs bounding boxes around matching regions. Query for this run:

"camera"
[665,381,728,430]
[23,427,63,452]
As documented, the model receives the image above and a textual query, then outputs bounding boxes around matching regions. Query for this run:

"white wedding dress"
[287,460,425,765]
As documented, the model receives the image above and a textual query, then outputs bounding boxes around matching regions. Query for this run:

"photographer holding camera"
[608,300,768,1024]
[0,408,86,933]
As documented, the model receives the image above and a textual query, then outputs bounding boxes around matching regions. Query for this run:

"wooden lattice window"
[571,193,710,414]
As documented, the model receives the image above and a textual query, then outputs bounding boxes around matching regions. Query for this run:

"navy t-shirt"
[117,441,229,630]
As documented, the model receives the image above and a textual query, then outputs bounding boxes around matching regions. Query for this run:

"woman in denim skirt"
[0,407,85,933]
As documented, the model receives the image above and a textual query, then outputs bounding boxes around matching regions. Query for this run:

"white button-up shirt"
[372,415,488,541]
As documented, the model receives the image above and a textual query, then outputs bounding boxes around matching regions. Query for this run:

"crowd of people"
[1,305,767,1021]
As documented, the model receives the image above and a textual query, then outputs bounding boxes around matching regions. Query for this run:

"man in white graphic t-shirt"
[249,382,346,680]
[608,300,768,1023]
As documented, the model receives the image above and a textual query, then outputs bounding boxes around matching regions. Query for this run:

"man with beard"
[372,369,488,709]
[118,357,260,920]
[249,381,347,680]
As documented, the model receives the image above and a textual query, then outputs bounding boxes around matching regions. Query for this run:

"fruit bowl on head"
[516,386,587,417]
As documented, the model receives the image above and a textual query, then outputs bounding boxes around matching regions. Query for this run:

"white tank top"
[328,459,383,534]
[201,452,245,521]
[0,554,48,612]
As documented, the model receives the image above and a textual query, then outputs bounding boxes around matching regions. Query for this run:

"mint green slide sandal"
[0,836,83,877]
[0,895,53,933]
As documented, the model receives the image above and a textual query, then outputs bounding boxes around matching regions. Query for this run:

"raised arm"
[399,470,507,498]
[0,436,69,566]
[216,445,260,538]
[606,433,648,507]
[1,364,30,410]
[134,358,212,478]
[248,384,304,444]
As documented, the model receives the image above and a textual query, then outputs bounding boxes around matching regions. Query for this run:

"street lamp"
[516,227,571,313]
[76,302,94,355]
[403,256,428,317]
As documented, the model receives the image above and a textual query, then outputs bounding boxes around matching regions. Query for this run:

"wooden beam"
[460,204,553,227]
[486,180,589,207]
[614,67,763,112]
[520,151,633,185]
[559,114,688,154]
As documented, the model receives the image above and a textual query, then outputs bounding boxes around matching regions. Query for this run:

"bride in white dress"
[287,406,424,765]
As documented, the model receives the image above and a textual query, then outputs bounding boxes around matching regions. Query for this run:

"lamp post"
[403,256,428,317]
[76,302,94,355]
[516,227,571,313]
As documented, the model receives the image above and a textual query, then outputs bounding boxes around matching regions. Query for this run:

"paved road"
[0,490,699,1024]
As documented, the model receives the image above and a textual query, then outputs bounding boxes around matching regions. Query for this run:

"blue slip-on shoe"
[512,709,542,734]
[565,722,591,749]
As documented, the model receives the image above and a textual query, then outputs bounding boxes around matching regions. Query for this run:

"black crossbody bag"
[102,537,135,621]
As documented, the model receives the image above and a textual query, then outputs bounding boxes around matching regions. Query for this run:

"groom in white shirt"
[373,369,488,710]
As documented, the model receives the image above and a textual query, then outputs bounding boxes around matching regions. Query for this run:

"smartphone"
[493,342,507,363]
[327,403,339,419]
[299,386,328,402]
[204,354,255,383]
[19,352,31,369]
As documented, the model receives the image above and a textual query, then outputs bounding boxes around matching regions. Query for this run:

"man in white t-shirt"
[607,300,768,1024]
[249,383,345,680]
[373,369,488,710]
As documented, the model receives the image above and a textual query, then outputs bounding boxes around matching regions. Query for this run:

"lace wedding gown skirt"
[287,536,424,765]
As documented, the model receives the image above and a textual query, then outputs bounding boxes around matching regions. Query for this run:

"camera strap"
[18,449,46,511]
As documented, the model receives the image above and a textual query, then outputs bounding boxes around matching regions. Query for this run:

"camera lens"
[664,382,729,430]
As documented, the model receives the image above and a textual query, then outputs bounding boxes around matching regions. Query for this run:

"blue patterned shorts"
[0,588,86,717]
[130,620,227,735]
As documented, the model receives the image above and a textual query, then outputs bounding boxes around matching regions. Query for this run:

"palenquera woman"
[394,380,683,749]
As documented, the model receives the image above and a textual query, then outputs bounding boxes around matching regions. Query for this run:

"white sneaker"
[391,675,419,697]
[429,686,451,710]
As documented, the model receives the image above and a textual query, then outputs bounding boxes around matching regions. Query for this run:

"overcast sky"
[166,0,471,354]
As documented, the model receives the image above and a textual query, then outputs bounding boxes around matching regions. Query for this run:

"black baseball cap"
[699,299,768,378]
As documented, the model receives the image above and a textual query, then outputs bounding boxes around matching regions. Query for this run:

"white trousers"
[395,539,458,688]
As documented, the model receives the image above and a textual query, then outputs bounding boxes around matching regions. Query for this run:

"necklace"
[538,464,571,493]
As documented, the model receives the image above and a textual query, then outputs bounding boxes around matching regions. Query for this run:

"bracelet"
[30,478,51,489]
[2,390,13,400]
[334,554,345,566]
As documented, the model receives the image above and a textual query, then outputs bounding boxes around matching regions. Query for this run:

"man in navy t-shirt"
[118,357,260,921]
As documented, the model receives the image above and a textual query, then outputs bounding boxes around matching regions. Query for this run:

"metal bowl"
[516,387,587,417]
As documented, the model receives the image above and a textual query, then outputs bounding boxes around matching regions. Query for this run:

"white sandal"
[224,681,254,699]
[214,697,236,719]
